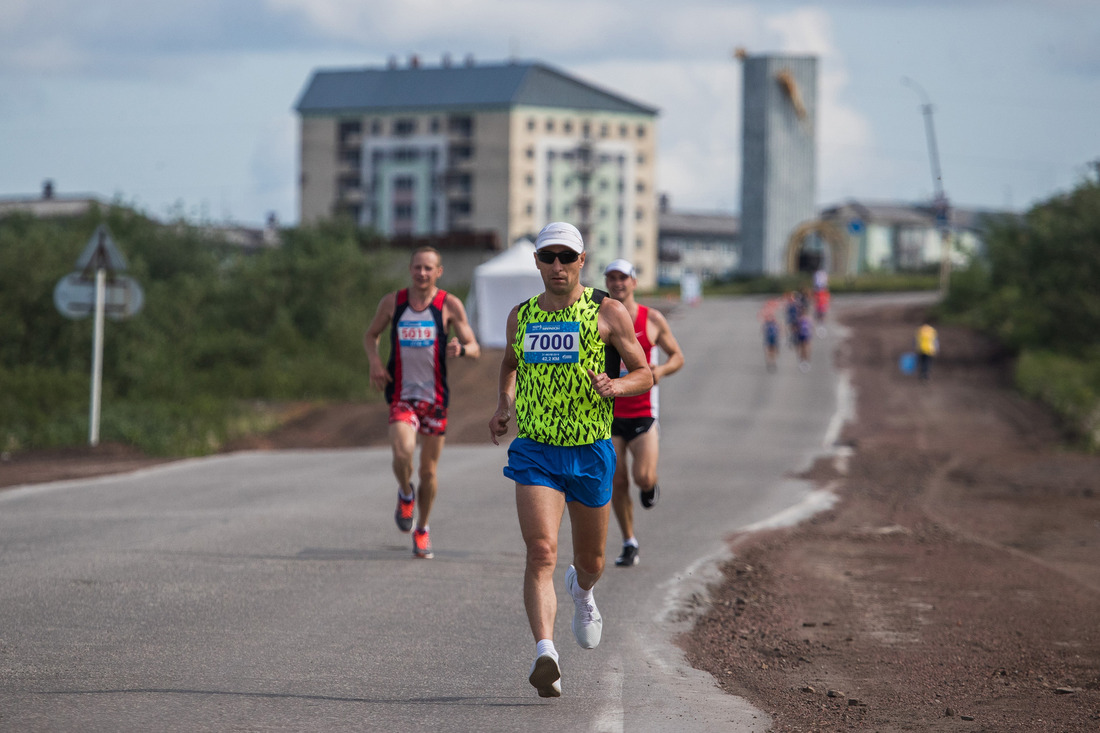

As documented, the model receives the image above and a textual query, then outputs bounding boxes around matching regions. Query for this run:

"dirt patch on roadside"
[682,303,1100,731]
[0,348,505,489]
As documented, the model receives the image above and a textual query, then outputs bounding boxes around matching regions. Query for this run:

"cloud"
[0,1,321,78]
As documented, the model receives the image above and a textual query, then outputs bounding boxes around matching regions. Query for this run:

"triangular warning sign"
[75,224,128,273]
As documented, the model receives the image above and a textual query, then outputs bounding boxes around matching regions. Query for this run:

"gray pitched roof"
[295,60,659,116]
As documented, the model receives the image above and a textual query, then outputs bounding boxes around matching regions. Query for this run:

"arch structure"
[784,219,849,275]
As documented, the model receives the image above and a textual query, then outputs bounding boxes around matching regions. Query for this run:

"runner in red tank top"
[603,259,685,568]
[364,246,480,559]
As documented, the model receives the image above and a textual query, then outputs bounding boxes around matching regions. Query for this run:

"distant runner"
[603,259,685,568]
[364,246,480,559]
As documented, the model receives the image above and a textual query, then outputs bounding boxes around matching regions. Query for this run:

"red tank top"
[386,288,449,407]
[614,305,657,419]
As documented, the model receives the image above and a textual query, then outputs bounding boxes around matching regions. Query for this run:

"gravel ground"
[682,302,1100,732]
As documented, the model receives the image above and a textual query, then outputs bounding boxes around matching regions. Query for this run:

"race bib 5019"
[523,321,580,364]
[398,321,436,348]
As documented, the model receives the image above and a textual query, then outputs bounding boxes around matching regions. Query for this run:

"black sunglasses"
[536,250,581,265]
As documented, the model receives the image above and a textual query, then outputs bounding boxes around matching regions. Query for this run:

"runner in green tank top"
[488,222,652,698]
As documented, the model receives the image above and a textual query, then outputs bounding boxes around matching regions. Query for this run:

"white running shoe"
[528,653,561,698]
[565,565,603,649]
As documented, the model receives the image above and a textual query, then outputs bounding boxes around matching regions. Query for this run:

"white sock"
[399,487,414,501]
[570,573,593,603]
[623,537,639,548]
[536,639,558,659]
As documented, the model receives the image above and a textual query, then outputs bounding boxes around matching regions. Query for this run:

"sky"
[2,1,1098,227]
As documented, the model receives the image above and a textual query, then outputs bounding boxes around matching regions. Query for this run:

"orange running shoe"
[413,528,433,559]
[395,485,415,533]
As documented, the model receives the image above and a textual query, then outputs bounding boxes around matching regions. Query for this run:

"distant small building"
[657,196,739,285]
[819,199,998,274]
[0,180,107,219]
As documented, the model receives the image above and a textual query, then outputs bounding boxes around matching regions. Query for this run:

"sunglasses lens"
[537,250,579,264]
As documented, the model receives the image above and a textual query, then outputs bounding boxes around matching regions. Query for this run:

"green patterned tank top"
[513,287,613,446]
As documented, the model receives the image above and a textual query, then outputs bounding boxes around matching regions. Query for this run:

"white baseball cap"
[604,258,636,278]
[534,221,584,253]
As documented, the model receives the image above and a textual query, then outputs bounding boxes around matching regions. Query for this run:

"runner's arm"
[591,298,652,399]
[650,309,684,384]
[444,292,481,360]
[364,293,396,392]
[489,306,520,445]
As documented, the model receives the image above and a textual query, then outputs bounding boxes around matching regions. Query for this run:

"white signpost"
[53,225,144,446]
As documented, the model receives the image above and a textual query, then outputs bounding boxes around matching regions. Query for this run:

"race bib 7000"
[523,321,580,364]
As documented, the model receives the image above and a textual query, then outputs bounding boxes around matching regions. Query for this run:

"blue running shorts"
[504,438,615,507]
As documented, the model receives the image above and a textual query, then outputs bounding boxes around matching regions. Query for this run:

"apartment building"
[294,57,660,288]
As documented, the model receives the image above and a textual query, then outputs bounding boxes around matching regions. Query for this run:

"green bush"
[0,211,396,456]
[0,366,89,451]
[1015,349,1100,451]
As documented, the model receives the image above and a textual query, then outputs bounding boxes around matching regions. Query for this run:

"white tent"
[466,239,544,348]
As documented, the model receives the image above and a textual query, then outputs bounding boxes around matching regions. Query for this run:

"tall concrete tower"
[738,53,817,275]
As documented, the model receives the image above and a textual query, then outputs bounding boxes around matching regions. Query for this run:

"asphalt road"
[0,294,855,732]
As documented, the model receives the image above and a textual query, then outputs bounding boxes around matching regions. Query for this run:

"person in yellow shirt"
[488,222,651,698]
[915,320,939,380]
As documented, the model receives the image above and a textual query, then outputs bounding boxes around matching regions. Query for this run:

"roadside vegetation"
[940,174,1100,449]
[4,174,1097,456]
[0,208,398,456]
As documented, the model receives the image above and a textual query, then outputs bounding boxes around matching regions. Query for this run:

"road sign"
[75,224,128,273]
[54,272,144,321]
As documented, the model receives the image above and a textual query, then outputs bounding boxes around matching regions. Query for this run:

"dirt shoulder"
[682,302,1100,731]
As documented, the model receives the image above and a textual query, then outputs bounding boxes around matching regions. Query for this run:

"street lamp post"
[902,76,952,297]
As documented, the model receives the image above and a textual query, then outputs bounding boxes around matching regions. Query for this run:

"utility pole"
[902,77,951,297]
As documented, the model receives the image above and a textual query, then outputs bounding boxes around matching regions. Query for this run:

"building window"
[600,124,609,138]
[637,153,646,165]
[394,176,416,192]
[619,124,628,137]
[448,115,473,136]
[430,118,440,133]
[636,208,644,221]
[445,172,472,192]
[394,118,416,136]
[450,143,474,162]
[546,118,555,132]
[636,181,646,193]
[564,120,573,134]
[338,120,361,145]
[525,174,534,186]
[394,148,420,162]
[527,118,536,131]
[636,124,647,138]
[526,203,534,215]
[583,121,591,137]
[394,203,414,219]
[337,175,360,195]
[526,147,535,159]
